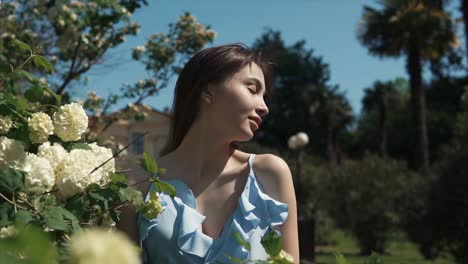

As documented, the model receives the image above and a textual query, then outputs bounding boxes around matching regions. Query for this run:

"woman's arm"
[116,172,151,246]
[116,203,139,245]
[255,154,300,264]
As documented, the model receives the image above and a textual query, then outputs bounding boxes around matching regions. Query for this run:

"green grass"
[313,230,455,264]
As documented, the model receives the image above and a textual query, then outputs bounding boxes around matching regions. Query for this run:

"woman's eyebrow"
[246,77,266,94]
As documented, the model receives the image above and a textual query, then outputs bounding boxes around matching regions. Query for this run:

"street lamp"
[288,131,315,261]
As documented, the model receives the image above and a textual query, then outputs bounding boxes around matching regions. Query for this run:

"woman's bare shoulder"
[252,154,294,203]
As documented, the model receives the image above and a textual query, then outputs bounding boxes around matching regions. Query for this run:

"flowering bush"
[67,228,140,264]
[0,39,174,262]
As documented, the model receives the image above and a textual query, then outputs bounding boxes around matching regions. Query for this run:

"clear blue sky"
[77,0,461,115]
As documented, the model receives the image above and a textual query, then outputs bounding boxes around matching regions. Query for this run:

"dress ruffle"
[138,172,289,263]
[139,191,168,243]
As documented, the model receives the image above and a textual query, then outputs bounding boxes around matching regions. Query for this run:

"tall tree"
[358,0,458,174]
[362,79,401,157]
[252,29,333,155]
[308,84,354,173]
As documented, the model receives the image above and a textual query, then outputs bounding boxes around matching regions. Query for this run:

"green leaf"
[14,210,34,224]
[119,187,145,209]
[153,179,176,198]
[0,203,13,227]
[33,56,54,74]
[0,63,13,74]
[261,229,282,257]
[0,168,25,194]
[12,39,31,53]
[16,69,36,83]
[5,94,28,111]
[6,122,31,147]
[43,85,61,106]
[65,143,91,151]
[24,85,44,103]
[140,152,158,175]
[0,224,58,264]
[365,252,383,264]
[334,253,349,264]
[43,206,78,232]
[110,172,128,187]
[233,231,251,251]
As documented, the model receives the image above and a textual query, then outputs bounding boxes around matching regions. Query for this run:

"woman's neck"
[163,118,236,187]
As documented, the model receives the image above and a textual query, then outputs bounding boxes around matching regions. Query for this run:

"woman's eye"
[248,86,256,93]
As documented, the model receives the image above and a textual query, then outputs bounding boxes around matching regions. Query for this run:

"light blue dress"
[138,154,289,264]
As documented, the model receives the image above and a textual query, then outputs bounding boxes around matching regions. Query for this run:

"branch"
[89,131,149,175]
[56,38,82,95]
[0,192,29,212]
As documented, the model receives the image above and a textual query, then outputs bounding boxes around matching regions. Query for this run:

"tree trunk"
[326,124,338,175]
[407,36,430,175]
[461,0,468,63]
[378,103,388,158]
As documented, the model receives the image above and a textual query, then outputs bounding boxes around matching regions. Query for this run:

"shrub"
[327,154,421,255]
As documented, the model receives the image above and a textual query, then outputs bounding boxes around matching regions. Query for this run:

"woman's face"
[203,62,269,142]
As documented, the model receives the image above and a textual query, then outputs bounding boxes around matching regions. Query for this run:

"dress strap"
[248,153,256,175]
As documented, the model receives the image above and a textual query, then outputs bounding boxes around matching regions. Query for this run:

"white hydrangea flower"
[70,0,83,8]
[58,19,65,27]
[87,2,97,9]
[21,153,55,193]
[9,1,19,9]
[55,145,114,199]
[137,80,146,88]
[133,45,145,52]
[70,12,78,21]
[37,141,67,173]
[53,103,88,142]
[0,226,16,239]
[0,115,13,134]
[68,229,140,264]
[0,136,26,170]
[81,34,89,44]
[61,4,71,13]
[28,112,54,144]
[88,143,115,182]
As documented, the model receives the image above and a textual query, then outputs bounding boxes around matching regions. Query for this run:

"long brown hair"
[159,43,272,156]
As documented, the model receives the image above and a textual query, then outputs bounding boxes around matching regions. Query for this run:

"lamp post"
[288,132,315,262]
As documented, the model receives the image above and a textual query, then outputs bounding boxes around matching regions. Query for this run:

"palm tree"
[358,0,457,174]
[309,84,354,173]
[362,80,401,157]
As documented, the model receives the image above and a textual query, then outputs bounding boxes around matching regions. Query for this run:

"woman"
[118,43,299,263]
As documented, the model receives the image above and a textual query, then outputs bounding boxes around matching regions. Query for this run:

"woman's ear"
[201,85,214,104]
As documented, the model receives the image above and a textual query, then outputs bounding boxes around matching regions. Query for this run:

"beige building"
[98,104,172,178]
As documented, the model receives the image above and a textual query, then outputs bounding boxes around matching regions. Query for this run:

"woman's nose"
[257,98,269,117]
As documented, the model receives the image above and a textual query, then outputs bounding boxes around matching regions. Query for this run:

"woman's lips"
[249,119,259,131]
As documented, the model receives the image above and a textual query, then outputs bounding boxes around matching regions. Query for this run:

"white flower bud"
[53,103,88,142]
[0,115,13,134]
[0,226,16,239]
[21,153,55,192]
[67,229,140,264]
[28,112,54,144]
[0,136,26,170]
